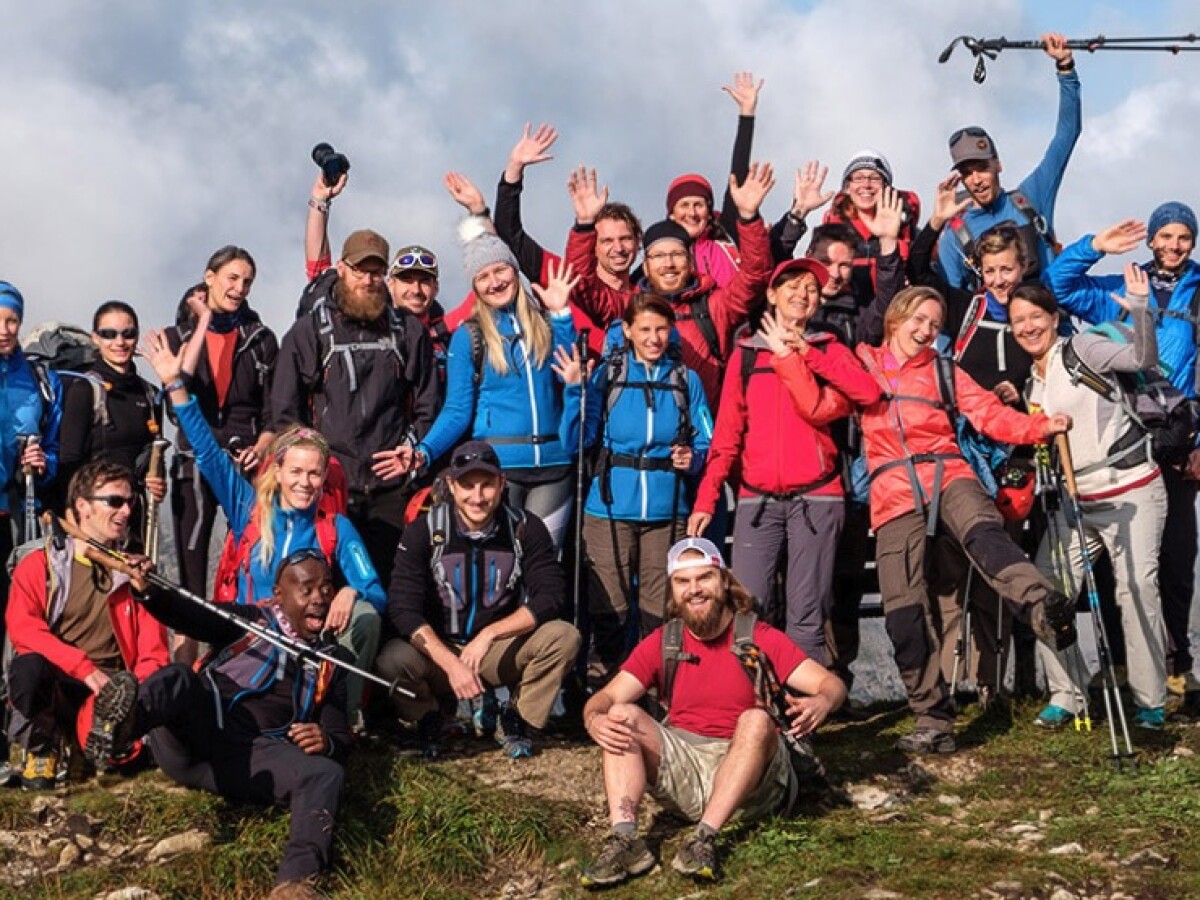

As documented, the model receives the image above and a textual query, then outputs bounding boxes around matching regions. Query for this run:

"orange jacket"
[855,345,1051,529]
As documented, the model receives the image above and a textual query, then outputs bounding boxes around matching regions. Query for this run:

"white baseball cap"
[666,537,726,576]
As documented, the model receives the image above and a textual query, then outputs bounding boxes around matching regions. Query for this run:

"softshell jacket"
[856,344,1052,529]
[0,349,62,513]
[7,535,170,748]
[417,306,577,470]
[1046,235,1200,398]
[560,350,714,522]
[695,333,881,515]
[174,396,385,612]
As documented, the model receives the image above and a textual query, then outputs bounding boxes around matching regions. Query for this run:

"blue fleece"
[0,350,61,513]
[1045,234,1200,398]
[937,69,1082,289]
[417,306,576,469]
[173,396,385,611]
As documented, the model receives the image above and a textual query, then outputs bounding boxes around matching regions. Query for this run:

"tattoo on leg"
[618,796,639,823]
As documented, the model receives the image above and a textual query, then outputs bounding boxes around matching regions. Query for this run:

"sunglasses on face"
[89,494,135,509]
[95,327,139,341]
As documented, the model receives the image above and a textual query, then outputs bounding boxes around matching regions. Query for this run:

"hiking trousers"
[1159,465,1197,678]
[376,619,581,728]
[347,483,409,590]
[875,478,1055,733]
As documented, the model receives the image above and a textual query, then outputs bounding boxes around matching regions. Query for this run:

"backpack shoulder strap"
[660,617,686,707]
[934,354,959,432]
[1009,189,1052,240]
[732,611,758,652]
[668,358,693,445]
[601,347,628,420]
[504,505,527,593]
[679,294,723,363]
[953,295,987,361]
[463,319,485,387]
[426,502,462,635]
[1061,337,1119,401]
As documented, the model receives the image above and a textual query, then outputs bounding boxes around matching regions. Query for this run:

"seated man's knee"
[374,638,423,681]
[733,707,776,746]
[537,619,583,657]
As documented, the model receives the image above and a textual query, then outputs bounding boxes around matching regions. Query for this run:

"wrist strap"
[308,197,331,214]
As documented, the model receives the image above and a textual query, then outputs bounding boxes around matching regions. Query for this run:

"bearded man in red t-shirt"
[578,537,846,888]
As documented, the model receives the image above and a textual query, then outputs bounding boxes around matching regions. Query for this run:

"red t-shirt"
[622,619,807,739]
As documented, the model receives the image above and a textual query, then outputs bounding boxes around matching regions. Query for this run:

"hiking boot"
[472,689,499,739]
[1134,706,1166,731]
[579,831,655,888]
[1167,672,1200,696]
[20,751,58,791]
[1031,592,1078,651]
[417,711,443,760]
[671,829,719,881]
[895,726,956,754]
[498,704,533,759]
[85,671,139,765]
[1035,704,1075,730]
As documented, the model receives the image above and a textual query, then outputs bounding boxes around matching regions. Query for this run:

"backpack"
[949,189,1061,284]
[1060,323,1198,468]
[674,294,724,364]
[427,500,527,637]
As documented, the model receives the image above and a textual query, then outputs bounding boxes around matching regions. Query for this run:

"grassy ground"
[6,699,1200,899]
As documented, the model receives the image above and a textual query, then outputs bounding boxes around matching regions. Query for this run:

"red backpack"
[212,455,348,604]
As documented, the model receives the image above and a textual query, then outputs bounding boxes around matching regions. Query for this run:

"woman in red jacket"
[688,259,880,663]
[855,286,1076,753]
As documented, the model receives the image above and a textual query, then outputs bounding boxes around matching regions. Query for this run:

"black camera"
[311,143,350,187]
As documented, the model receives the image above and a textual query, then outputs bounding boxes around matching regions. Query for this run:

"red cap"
[769,257,830,290]
[666,174,714,212]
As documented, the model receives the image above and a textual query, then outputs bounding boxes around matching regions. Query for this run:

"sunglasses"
[89,494,135,509]
[281,547,329,568]
[95,327,139,341]
[391,250,438,274]
[451,450,497,470]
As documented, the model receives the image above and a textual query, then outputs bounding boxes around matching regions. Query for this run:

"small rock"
[990,880,1023,895]
[870,810,907,824]
[1038,808,1054,822]
[1085,805,1101,816]
[863,890,905,899]
[848,784,904,811]
[1008,823,1040,835]
[75,833,94,850]
[1121,848,1170,867]
[1048,889,1077,900]
[1049,842,1085,856]
[802,879,822,889]
[57,842,82,869]
[95,889,163,900]
[936,793,962,806]
[1172,746,1194,757]
[146,830,210,862]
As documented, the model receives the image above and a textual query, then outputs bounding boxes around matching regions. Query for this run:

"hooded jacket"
[0,349,61,514]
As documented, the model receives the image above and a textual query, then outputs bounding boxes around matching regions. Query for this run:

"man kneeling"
[580,537,846,886]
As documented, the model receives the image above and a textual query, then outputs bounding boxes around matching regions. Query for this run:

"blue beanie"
[1147,202,1198,243]
[0,281,24,321]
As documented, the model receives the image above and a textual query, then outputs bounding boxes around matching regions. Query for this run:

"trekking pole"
[571,329,591,632]
[56,517,416,700]
[949,568,973,708]
[143,438,170,565]
[939,33,1200,83]
[1054,436,1136,771]
[18,435,41,545]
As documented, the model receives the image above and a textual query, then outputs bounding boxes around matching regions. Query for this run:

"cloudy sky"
[2,0,1197,342]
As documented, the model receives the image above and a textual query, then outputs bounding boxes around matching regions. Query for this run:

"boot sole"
[580,849,655,888]
[85,672,139,764]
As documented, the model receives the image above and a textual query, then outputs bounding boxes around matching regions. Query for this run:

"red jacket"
[695,334,881,514]
[856,345,1051,529]
[564,225,639,332]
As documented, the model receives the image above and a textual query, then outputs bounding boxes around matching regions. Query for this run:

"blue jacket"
[1046,234,1200,397]
[561,349,713,522]
[418,306,576,470]
[937,69,1082,289]
[0,350,61,514]
[174,396,385,612]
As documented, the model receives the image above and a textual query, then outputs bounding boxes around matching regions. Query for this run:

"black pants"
[7,653,93,754]
[141,664,345,885]
[828,501,870,689]
[1160,465,1198,676]
[347,483,409,590]
[171,469,221,598]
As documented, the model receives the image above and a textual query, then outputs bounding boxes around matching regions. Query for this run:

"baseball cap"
[447,440,501,479]
[390,244,439,279]
[666,537,726,576]
[770,257,830,291]
[342,229,390,267]
[948,127,998,167]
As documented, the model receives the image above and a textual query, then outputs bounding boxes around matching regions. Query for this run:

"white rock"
[848,784,903,811]
[95,889,163,900]
[936,794,962,806]
[146,830,210,862]
[1048,842,1085,856]
[1048,889,1077,900]
[1121,848,1170,867]
[1007,823,1040,834]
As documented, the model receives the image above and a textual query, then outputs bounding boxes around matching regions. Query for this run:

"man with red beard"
[579,537,845,887]
[272,229,439,586]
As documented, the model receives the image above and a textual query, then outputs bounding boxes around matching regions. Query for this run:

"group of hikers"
[3,34,1200,895]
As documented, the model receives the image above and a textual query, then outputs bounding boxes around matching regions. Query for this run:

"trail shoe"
[1134,706,1166,731]
[671,829,719,881]
[1031,591,1078,651]
[498,704,533,759]
[20,751,59,791]
[1167,672,1200,696]
[85,671,139,765]
[472,689,499,739]
[895,726,956,754]
[416,711,444,760]
[579,831,655,888]
[1035,704,1075,730]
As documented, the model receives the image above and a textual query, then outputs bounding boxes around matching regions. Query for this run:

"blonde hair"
[254,425,331,569]
[974,224,1027,271]
[883,286,947,342]
[470,280,552,375]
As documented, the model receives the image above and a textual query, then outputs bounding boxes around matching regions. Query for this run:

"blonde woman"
[143,329,383,728]
[408,215,579,549]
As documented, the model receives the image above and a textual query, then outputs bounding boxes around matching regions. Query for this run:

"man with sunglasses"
[387,245,452,386]
[936,33,1081,291]
[377,440,581,758]
[5,460,169,789]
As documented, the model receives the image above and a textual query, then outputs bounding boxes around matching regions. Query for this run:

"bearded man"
[272,229,438,586]
[578,537,846,887]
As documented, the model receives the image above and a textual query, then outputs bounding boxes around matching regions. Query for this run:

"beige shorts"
[648,721,794,823]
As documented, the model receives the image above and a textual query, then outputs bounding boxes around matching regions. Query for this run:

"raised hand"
[722,71,765,117]
[758,310,794,358]
[531,258,580,313]
[1092,219,1148,256]
[185,287,210,323]
[730,162,776,220]
[551,344,584,385]
[139,328,185,386]
[1114,262,1150,310]
[567,166,609,225]
[1042,32,1074,67]
[867,186,905,241]
[443,171,488,216]
[791,161,833,219]
[686,512,712,537]
[310,170,348,203]
[505,122,558,182]
[930,173,971,229]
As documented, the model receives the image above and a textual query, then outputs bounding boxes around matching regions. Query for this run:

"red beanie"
[666,174,714,212]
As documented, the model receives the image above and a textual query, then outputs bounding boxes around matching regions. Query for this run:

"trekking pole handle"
[1054,434,1079,500]
[577,328,590,362]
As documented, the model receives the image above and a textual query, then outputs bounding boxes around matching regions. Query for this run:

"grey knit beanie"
[462,232,519,283]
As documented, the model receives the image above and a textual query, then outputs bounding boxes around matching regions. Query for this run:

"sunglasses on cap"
[89,494,135,509]
[281,547,329,568]
[390,249,438,275]
[95,327,139,341]
[451,450,494,470]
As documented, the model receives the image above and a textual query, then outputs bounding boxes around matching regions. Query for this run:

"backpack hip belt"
[742,469,839,530]
[869,452,963,537]
[488,434,555,446]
